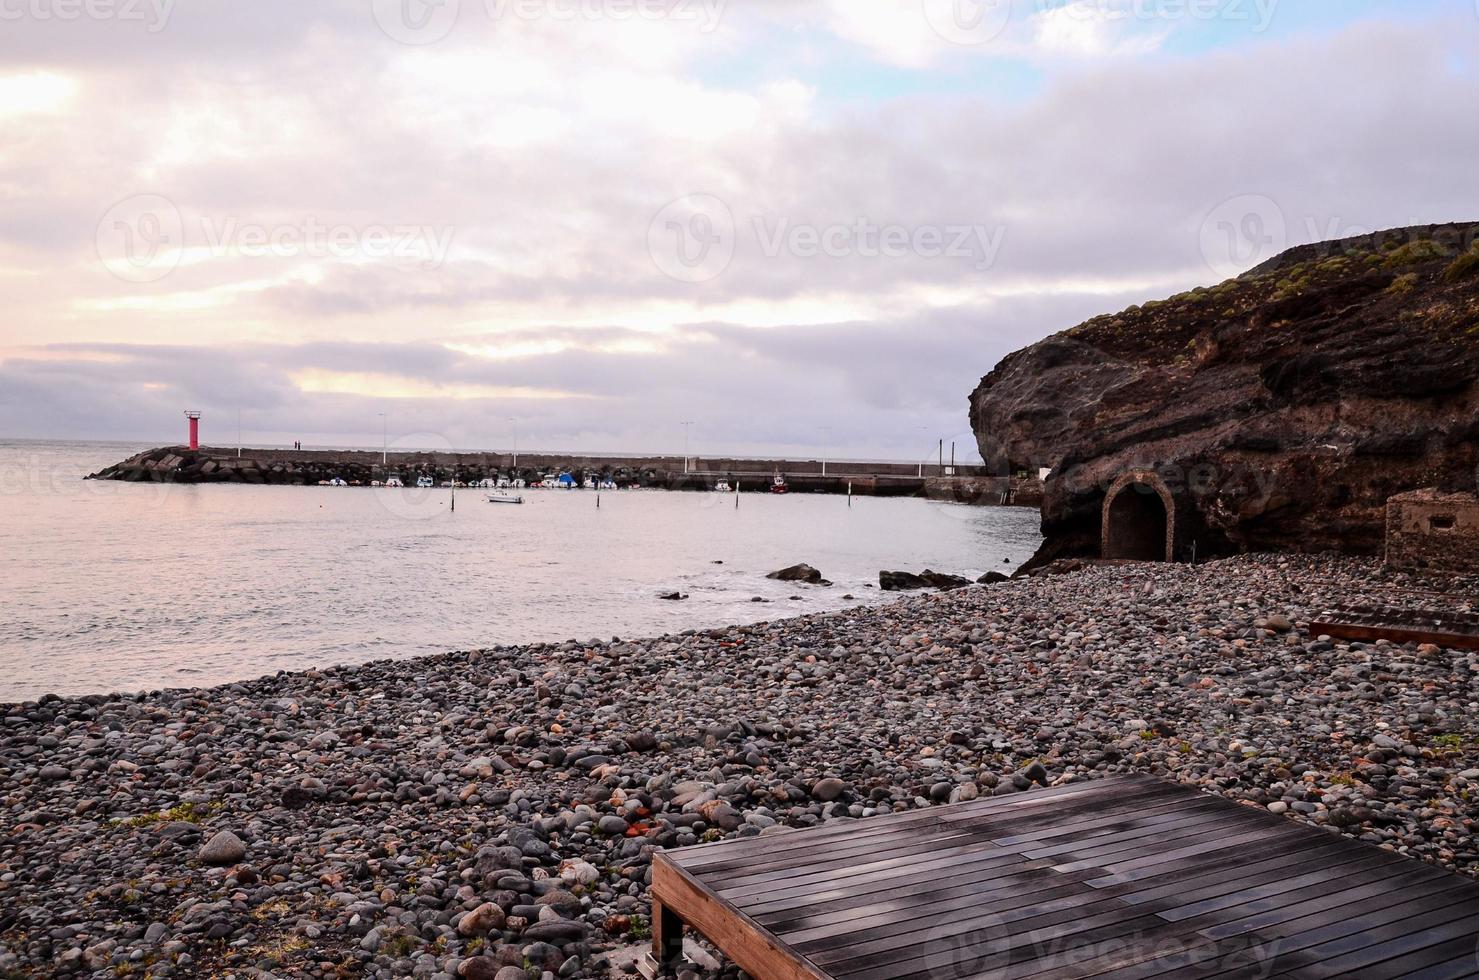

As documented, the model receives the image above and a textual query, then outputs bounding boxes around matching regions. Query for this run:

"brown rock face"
[971,223,1479,567]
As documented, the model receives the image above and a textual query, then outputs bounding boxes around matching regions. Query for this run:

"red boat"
[770,472,789,494]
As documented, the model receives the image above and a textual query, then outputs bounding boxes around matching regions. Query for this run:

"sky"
[1,0,1475,461]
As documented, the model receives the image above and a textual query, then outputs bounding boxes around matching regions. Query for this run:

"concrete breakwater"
[88,446,1044,505]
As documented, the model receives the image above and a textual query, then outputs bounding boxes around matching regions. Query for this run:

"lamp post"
[508,417,518,467]
[377,412,387,466]
[680,421,695,474]
[916,426,931,478]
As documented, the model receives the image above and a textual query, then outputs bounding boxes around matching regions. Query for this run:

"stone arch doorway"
[1102,471,1175,561]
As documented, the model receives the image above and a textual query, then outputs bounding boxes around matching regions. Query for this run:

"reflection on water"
[0,440,1042,700]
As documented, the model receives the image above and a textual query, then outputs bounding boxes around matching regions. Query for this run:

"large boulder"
[198,830,247,865]
[970,223,1479,568]
[879,571,929,592]
[920,570,973,590]
[766,564,826,585]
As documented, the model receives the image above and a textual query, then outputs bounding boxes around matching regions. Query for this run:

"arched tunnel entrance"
[1102,472,1175,562]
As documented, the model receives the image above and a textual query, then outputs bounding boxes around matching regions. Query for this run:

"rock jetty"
[971,223,1479,568]
[2,555,1476,977]
[86,448,1043,504]
[86,447,663,490]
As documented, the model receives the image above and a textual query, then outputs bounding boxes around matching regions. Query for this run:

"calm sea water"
[0,440,1041,701]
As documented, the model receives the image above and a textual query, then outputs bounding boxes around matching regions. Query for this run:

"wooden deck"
[1312,604,1479,653]
[649,775,1479,979]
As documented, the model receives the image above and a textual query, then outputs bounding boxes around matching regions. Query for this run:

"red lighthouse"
[184,411,201,451]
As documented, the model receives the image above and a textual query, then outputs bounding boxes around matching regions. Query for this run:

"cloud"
[1030,2,1171,56]
[0,3,1475,458]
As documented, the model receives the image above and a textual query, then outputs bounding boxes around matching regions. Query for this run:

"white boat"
[385,477,404,488]
[582,477,597,490]
[476,478,496,489]
[598,479,618,490]
[416,476,434,488]
[488,492,525,505]
[329,477,348,487]
[714,480,731,493]
[512,478,526,489]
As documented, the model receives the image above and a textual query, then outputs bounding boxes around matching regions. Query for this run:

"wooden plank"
[681,780,1175,876]
[672,778,1157,871]
[1028,812,1270,866]
[677,774,1171,875]
[651,898,683,969]
[650,855,830,980]
[1029,804,1260,857]
[718,839,1024,902]
[1156,851,1416,922]
[1060,824,1287,877]
[988,795,1230,847]
[744,855,1059,918]
[730,801,1247,901]
[1193,866,1459,939]
[713,828,990,889]
[1398,952,1479,980]
[1113,839,1363,907]
[1036,865,1453,980]
[794,838,1392,966]
[1325,931,1479,980]
[1081,824,1299,883]
[784,875,1105,949]
[1309,618,1479,652]
[770,835,1354,944]
[649,774,1479,980]
[825,907,1171,980]
[1271,910,1479,978]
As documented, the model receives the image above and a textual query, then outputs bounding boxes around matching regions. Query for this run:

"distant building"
[1385,489,1479,574]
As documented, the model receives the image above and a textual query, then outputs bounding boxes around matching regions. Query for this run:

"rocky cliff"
[971,223,1479,567]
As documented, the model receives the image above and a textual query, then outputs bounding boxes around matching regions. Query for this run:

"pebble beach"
[2,554,1476,979]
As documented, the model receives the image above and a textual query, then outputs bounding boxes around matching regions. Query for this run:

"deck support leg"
[651,899,684,972]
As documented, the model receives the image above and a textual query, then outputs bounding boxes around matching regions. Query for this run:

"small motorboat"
[385,477,404,488]
[416,476,434,488]
[770,472,789,494]
[487,492,525,505]
[714,480,732,493]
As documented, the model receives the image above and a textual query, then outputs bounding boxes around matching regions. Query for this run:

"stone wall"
[1385,489,1479,574]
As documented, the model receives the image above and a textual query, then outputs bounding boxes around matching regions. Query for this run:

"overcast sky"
[1,0,1475,460]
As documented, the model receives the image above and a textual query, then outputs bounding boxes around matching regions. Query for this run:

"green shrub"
[1443,247,1479,282]
[1386,272,1419,296]
[1384,240,1445,268]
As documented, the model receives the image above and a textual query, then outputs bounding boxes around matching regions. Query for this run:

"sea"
[0,440,1042,702]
